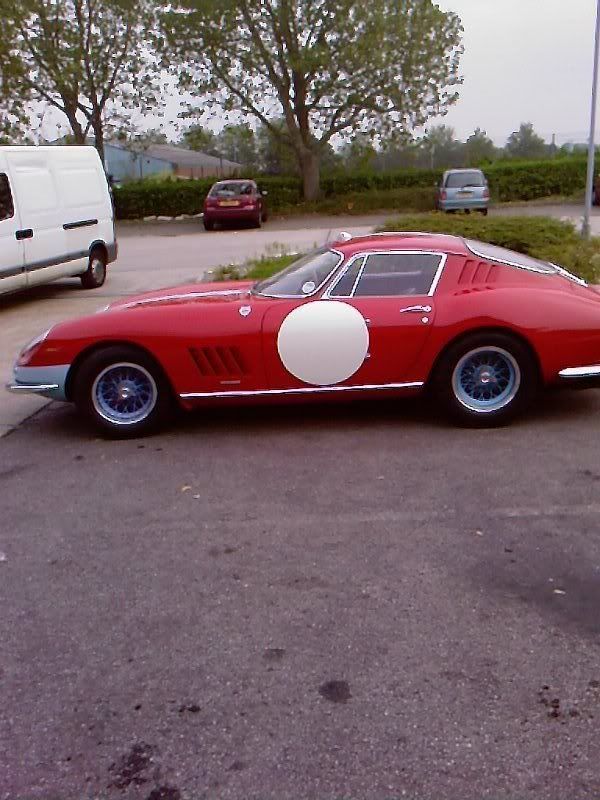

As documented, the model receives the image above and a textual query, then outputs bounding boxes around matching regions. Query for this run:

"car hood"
[104,280,255,311]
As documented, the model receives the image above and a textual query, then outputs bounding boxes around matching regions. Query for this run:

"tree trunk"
[91,115,105,165]
[298,149,321,202]
[64,108,86,144]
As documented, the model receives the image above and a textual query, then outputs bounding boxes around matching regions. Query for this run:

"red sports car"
[8,232,600,437]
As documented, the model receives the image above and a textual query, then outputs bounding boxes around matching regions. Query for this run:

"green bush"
[377,213,600,282]
[112,157,588,220]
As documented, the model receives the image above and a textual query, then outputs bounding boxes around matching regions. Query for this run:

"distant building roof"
[145,144,241,171]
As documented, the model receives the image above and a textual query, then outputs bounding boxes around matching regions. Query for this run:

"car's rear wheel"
[433,332,538,427]
[203,218,215,231]
[73,346,172,438]
[253,213,262,228]
[80,248,107,289]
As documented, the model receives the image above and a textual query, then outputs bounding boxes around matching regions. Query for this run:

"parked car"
[0,146,117,296]
[8,231,600,437]
[437,168,489,215]
[203,179,268,230]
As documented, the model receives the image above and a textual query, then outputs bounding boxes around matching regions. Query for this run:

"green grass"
[377,212,600,282]
[211,252,299,282]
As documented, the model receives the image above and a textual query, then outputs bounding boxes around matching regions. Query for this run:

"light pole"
[583,0,600,239]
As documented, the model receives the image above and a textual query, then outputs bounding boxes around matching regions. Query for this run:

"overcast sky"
[436,0,596,145]
[38,0,599,147]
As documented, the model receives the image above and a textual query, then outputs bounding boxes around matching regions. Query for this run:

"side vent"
[190,346,248,377]
[458,259,499,285]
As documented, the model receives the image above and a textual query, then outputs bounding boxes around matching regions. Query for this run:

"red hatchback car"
[203,179,268,230]
[8,232,600,437]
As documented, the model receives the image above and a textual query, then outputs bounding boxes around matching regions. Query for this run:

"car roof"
[443,168,484,175]
[212,178,255,185]
[330,231,470,257]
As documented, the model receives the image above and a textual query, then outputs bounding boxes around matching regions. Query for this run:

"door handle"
[400,304,431,314]
[15,229,33,240]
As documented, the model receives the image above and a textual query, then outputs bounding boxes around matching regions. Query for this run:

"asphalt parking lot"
[2,205,600,800]
[2,392,600,800]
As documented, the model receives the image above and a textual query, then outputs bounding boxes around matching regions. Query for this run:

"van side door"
[5,150,68,288]
[0,166,26,294]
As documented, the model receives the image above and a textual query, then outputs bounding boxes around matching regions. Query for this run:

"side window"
[0,173,15,222]
[353,253,442,297]
[329,256,365,297]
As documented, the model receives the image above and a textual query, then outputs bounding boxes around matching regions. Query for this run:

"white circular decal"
[277,301,369,386]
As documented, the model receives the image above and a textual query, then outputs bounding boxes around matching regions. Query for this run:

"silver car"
[437,169,489,215]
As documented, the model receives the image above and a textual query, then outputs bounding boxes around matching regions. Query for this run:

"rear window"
[445,171,485,189]
[465,240,556,273]
[0,173,14,221]
[210,182,253,197]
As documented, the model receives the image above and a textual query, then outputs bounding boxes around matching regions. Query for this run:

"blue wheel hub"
[92,362,157,425]
[452,347,520,413]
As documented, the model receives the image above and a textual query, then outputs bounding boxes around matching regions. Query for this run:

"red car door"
[261,251,445,389]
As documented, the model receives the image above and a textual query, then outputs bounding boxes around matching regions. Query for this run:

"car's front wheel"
[433,333,538,427]
[73,346,172,438]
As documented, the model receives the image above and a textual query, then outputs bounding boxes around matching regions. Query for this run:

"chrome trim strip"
[7,382,59,393]
[180,381,424,400]
[558,365,600,379]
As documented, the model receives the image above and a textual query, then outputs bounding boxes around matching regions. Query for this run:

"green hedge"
[112,157,588,220]
[377,213,600,283]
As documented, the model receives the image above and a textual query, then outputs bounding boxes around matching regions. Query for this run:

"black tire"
[252,213,262,229]
[80,248,107,289]
[203,218,215,231]
[73,346,172,438]
[480,208,489,216]
[431,332,538,427]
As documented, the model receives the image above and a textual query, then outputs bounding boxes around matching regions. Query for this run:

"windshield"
[445,171,485,189]
[253,249,343,297]
[210,182,253,197]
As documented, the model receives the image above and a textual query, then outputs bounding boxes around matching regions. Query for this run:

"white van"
[0,145,117,296]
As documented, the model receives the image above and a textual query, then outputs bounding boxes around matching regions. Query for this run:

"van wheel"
[81,249,107,289]
[73,346,172,438]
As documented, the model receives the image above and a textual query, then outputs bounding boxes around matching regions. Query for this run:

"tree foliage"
[0,0,159,160]
[164,0,463,199]
[505,122,548,161]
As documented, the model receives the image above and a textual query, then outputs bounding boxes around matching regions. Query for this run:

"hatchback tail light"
[440,190,447,201]
[483,188,490,200]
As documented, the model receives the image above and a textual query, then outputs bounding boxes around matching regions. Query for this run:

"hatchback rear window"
[210,182,253,196]
[445,171,485,189]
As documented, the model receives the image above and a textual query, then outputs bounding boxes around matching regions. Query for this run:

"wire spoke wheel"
[92,362,158,426]
[452,346,521,414]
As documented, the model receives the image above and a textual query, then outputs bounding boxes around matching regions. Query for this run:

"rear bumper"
[6,364,70,400]
[558,364,600,389]
[439,198,488,211]
[204,207,259,221]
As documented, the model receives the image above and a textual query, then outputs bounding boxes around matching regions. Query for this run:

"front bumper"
[558,364,600,389]
[6,364,70,401]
